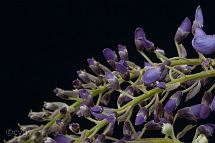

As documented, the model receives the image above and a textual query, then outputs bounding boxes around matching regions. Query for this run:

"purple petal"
[118,44,128,60]
[142,67,160,84]
[103,48,117,61]
[197,124,215,137]
[90,106,103,113]
[105,72,120,90]
[211,96,215,111]
[135,107,147,125]
[199,104,211,119]
[174,17,191,43]
[164,99,177,113]
[54,134,71,143]
[195,6,204,26]
[192,33,215,55]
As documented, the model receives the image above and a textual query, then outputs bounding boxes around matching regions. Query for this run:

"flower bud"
[177,104,211,121]
[18,124,39,132]
[53,134,72,143]
[90,105,103,113]
[77,70,91,83]
[174,17,191,43]
[95,134,105,143]
[76,102,91,117]
[44,137,57,143]
[69,123,80,134]
[44,102,68,111]
[105,71,120,90]
[115,60,130,81]
[135,107,147,125]
[87,58,101,75]
[118,44,128,60]
[192,6,204,34]
[54,88,79,100]
[211,96,215,111]
[72,79,83,89]
[123,121,133,136]
[193,134,208,143]
[28,111,51,121]
[164,91,183,113]
[196,124,215,137]
[103,48,118,67]
[134,27,154,51]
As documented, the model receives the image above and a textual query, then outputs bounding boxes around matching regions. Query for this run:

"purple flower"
[177,104,211,121]
[117,86,134,105]
[103,48,118,67]
[164,91,183,113]
[87,58,101,75]
[79,89,94,106]
[53,134,71,143]
[118,44,128,60]
[196,124,215,137]
[142,64,167,85]
[105,71,120,90]
[90,105,103,113]
[91,112,107,120]
[76,102,90,117]
[157,82,166,89]
[192,28,215,55]
[135,107,148,125]
[105,112,117,123]
[174,17,191,43]
[192,6,204,34]
[115,60,130,81]
[134,27,154,51]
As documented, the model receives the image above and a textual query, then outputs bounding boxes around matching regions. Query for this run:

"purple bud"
[115,60,130,81]
[201,92,212,106]
[90,106,103,113]
[53,134,71,143]
[135,107,147,125]
[79,89,90,99]
[154,103,163,122]
[118,44,128,60]
[157,82,166,89]
[44,102,68,111]
[28,111,51,121]
[174,17,191,43]
[77,70,91,83]
[155,47,165,56]
[87,58,101,75]
[201,58,212,69]
[76,102,90,117]
[196,124,215,137]
[134,27,154,51]
[164,91,183,113]
[211,96,215,111]
[117,86,134,105]
[106,112,117,123]
[105,71,120,90]
[192,28,215,55]
[103,48,118,67]
[192,6,204,34]
[72,79,83,89]
[100,92,111,106]
[91,112,107,120]
[19,124,39,132]
[177,104,211,121]
[142,67,160,84]
[145,120,164,130]
[44,137,57,143]
[95,134,105,143]
[69,123,80,134]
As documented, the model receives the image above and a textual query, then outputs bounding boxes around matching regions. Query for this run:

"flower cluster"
[6,6,215,143]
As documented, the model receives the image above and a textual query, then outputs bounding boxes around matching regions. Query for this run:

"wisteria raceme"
[6,5,215,143]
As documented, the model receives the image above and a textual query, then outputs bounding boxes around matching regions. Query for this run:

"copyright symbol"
[6,129,13,136]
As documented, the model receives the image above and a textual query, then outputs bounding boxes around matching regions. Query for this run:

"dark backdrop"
[1,0,215,142]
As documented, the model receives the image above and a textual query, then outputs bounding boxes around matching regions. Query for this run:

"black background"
[1,0,215,142]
